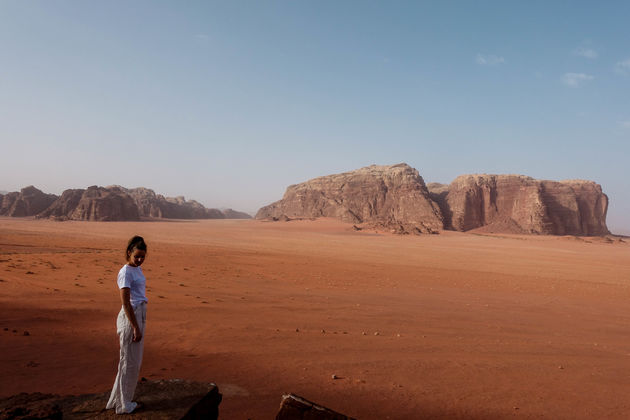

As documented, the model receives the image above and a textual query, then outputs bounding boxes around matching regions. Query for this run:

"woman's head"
[126,235,147,267]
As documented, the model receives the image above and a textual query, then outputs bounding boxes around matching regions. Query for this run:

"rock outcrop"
[428,175,609,235]
[0,186,58,217]
[0,379,222,420]
[256,164,443,234]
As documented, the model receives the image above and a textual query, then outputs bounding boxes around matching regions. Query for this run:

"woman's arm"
[120,287,142,342]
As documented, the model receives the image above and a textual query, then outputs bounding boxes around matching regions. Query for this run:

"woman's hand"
[132,326,143,342]
[120,288,142,341]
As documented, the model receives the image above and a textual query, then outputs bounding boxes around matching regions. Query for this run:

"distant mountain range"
[0,185,251,221]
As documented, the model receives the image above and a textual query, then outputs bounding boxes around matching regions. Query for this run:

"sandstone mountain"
[256,163,444,233]
[2,185,250,222]
[38,186,140,221]
[259,164,609,236]
[427,174,609,235]
[0,186,58,217]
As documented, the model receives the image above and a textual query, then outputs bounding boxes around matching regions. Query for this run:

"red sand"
[1,217,630,419]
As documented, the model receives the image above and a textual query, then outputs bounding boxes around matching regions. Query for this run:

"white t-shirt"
[117,264,148,307]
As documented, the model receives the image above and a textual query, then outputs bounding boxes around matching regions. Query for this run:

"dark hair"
[126,235,147,260]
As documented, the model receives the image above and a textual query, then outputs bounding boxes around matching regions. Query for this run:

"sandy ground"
[1,217,630,419]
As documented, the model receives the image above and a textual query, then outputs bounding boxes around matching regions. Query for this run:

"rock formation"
[276,394,354,420]
[69,186,141,221]
[259,164,609,236]
[256,163,443,234]
[0,186,58,217]
[119,187,228,219]
[2,185,250,221]
[428,175,609,235]
[0,379,222,420]
[36,186,140,221]
[222,208,252,219]
[37,189,93,220]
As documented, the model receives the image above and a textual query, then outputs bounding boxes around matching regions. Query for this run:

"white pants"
[106,302,146,414]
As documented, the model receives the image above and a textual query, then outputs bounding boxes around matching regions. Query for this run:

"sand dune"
[1,217,630,419]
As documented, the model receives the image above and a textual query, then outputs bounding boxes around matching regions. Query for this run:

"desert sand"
[1,217,630,419]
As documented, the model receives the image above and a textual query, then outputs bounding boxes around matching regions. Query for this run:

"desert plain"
[1,217,630,419]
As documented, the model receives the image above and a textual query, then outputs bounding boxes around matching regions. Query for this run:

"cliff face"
[0,186,58,217]
[256,163,443,233]
[68,186,140,221]
[261,166,609,236]
[429,175,609,235]
[541,180,609,235]
[36,186,140,221]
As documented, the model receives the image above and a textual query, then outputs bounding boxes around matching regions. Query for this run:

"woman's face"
[128,248,146,267]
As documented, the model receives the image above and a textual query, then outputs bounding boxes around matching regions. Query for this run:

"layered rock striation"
[256,163,444,233]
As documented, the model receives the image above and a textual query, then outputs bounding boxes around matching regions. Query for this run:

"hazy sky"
[1,1,629,231]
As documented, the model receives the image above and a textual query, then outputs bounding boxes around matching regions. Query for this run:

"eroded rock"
[0,379,221,420]
[429,174,609,235]
[256,163,443,234]
[276,393,354,420]
[0,186,58,217]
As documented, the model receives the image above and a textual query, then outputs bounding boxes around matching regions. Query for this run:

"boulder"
[256,163,443,234]
[0,379,221,420]
[0,186,58,217]
[276,394,354,420]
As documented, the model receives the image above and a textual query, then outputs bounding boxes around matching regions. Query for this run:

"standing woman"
[106,236,148,414]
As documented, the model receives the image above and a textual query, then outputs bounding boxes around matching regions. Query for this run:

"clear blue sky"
[1,1,629,231]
